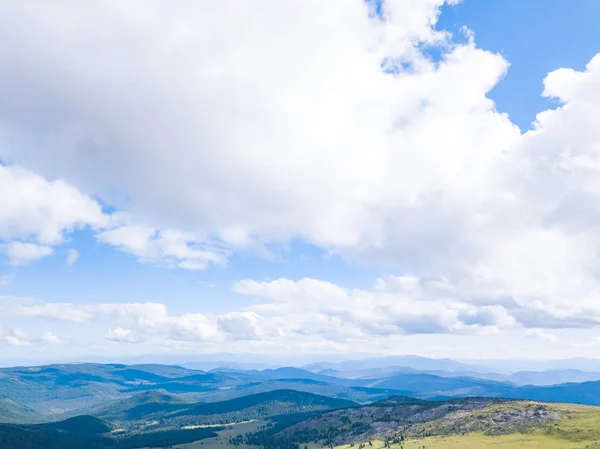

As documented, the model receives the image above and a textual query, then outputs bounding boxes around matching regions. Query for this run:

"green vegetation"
[0,398,45,424]
[171,420,264,449]
[0,415,221,449]
[7,362,600,449]
[0,363,406,415]
[4,394,600,449]
[94,389,357,429]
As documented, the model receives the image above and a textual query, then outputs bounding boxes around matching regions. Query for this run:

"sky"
[2,0,600,364]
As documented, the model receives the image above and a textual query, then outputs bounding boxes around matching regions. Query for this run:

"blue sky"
[438,0,600,130]
[2,0,600,364]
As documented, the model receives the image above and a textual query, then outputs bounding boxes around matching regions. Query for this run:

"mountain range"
[5,359,600,421]
[4,358,600,448]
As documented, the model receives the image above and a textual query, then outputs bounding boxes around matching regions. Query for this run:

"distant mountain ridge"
[7,360,600,419]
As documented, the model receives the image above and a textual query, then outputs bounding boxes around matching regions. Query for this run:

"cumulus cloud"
[525,329,557,344]
[0,164,108,244]
[0,165,224,270]
[0,274,518,350]
[0,327,31,346]
[96,224,225,270]
[235,277,517,337]
[105,327,142,344]
[41,331,62,345]
[3,242,53,265]
[0,326,61,346]
[0,273,594,353]
[1,0,600,352]
[0,0,515,255]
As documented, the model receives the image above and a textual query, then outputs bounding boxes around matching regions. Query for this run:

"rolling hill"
[0,414,221,449]
[364,372,515,397]
[88,390,189,422]
[94,389,358,426]
[8,361,600,421]
[0,398,45,424]
[0,363,204,413]
[0,415,115,449]
[512,380,600,405]
[3,392,600,449]
[245,396,600,449]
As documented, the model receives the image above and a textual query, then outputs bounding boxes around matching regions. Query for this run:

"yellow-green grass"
[334,433,600,449]
[334,402,600,449]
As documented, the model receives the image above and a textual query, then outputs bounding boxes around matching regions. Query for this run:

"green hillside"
[95,389,358,427]
[0,415,221,449]
[158,399,600,449]
[38,415,115,435]
[238,397,600,449]
[92,390,189,422]
[3,394,600,449]
[0,415,114,449]
[9,362,600,419]
[0,398,45,424]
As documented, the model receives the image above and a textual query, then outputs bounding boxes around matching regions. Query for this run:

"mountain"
[10,360,600,421]
[262,396,511,447]
[0,398,45,424]
[0,415,220,449]
[0,415,114,449]
[90,390,189,422]
[462,357,600,373]
[507,369,600,386]
[0,363,203,413]
[363,372,515,398]
[322,365,600,386]
[246,397,600,449]
[94,389,358,426]
[303,355,488,373]
[38,415,115,435]
[229,366,366,386]
[178,378,413,404]
[0,362,422,415]
[512,380,600,405]
[4,387,600,449]
[120,371,251,394]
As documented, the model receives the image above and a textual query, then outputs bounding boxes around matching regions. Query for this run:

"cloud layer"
[1,0,600,355]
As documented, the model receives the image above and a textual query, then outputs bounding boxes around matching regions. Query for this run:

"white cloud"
[0,273,516,350]
[0,165,108,245]
[0,164,223,270]
[0,0,515,256]
[41,331,62,345]
[1,327,31,346]
[66,249,79,266]
[3,242,53,265]
[1,0,600,354]
[105,327,142,344]
[526,329,557,344]
[235,277,517,337]
[0,326,61,346]
[96,224,225,270]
